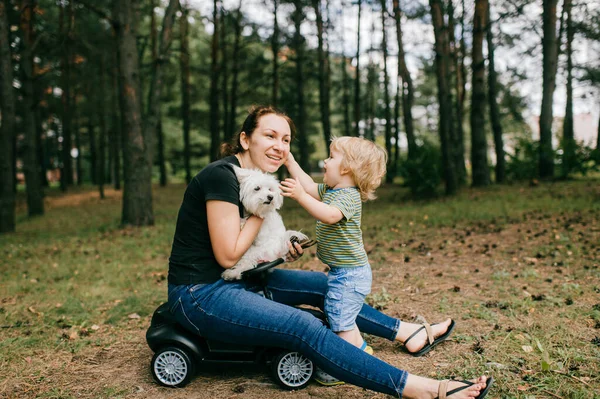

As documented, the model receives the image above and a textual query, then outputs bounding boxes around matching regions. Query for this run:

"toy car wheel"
[271,350,314,390]
[151,346,194,387]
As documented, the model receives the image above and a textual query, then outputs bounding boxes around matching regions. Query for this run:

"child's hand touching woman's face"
[279,178,306,201]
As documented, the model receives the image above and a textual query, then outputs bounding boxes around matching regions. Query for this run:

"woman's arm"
[207,200,264,268]
[285,153,319,199]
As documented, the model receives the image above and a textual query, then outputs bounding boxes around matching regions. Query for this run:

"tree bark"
[561,0,574,178]
[220,6,229,141]
[471,0,490,187]
[110,38,121,190]
[180,3,191,184]
[340,6,351,138]
[88,112,97,185]
[313,0,332,150]
[353,0,362,137]
[0,0,16,233]
[59,0,74,189]
[209,0,220,161]
[486,2,505,183]
[271,0,279,106]
[145,0,179,168]
[292,0,309,172]
[380,0,392,183]
[447,0,466,184]
[392,0,416,160]
[98,55,107,199]
[228,0,242,142]
[20,0,44,215]
[429,0,458,194]
[114,0,153,226]
[539,0,559,179]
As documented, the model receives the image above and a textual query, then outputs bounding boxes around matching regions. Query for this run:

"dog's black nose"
[267,195,274,202]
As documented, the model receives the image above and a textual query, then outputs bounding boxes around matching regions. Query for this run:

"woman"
[167,105,491,398]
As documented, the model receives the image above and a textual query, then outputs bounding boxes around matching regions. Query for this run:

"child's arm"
[284,152,319,199]
[280,178,343,225]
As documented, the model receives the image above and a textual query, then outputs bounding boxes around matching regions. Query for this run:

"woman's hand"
[284,240,304,262]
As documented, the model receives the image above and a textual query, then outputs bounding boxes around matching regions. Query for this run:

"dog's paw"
[221,268,244,281]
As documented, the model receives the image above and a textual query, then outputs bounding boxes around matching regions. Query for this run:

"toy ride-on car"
[147,241,321,390]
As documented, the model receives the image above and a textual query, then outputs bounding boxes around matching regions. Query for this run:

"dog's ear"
[232,165,253,183]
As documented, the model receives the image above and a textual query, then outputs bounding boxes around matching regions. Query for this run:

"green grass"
[1,178,599,397]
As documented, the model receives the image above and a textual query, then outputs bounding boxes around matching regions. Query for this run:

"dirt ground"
[3,207,599,399]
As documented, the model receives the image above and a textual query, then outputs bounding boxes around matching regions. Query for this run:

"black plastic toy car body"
[146,256,323,390]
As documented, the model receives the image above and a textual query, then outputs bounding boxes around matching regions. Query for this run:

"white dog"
[221,167,308,281]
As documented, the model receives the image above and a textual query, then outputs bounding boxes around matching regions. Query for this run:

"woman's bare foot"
[395,318,453,354]
[403,375,488,399]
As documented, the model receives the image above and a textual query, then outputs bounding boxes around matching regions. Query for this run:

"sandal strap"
[404,322,434,345]
[423,322,434,345]
[446,379,475,397]
[438,380,449,399]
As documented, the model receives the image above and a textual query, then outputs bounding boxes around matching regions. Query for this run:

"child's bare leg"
[337,327,364,348]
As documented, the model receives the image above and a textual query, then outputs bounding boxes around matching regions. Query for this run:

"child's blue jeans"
[325,265,372,332]
[168,268,407,396]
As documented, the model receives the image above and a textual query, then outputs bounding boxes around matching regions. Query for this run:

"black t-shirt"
[168,156,243,285]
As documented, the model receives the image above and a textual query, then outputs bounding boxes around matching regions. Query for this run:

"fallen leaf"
[522,345,534,353]
[128,313,140,319]
[91,325,100,331]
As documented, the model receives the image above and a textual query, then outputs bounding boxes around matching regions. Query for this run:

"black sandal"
[436,376,494,399]
[403,319,456,357]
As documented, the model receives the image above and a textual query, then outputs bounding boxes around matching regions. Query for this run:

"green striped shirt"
[316,184,368,268]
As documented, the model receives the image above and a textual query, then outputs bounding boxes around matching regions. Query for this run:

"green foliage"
[505,136,541,181]
[558,139,600,178]
[398,139,442,198]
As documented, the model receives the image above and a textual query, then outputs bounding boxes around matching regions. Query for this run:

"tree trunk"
[292,0,309,172]
[393,79,400,174]
[88,113,97,185]
[562,0,574,178]
[59,0,74,189]
[98,55,107,199]
[110,39,121,190]
[180,3,192,184]
[340,7,352,136]
[447,0,466,184]
[539,0,559,179]
[392,0,416,160]
[0,0,16,233]
[114,0,153,226]
[471,0,490,187]
[220,6,229,141]
[380,0,392,183]
[74,99,82,185]
[209,0,220,161]
[312,0,332,150]
[353,0,362,137]
[429,0,458,194]
[145,0,178,168]
[20,0,44,216]
[228,0,242,142]
[157,120,167,186]
[271,0,279,106]
[486,2,505,183]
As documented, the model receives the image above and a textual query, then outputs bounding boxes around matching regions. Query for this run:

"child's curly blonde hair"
[330,136,387,202]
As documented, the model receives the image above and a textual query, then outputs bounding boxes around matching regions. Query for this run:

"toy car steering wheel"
[241,236,317,279]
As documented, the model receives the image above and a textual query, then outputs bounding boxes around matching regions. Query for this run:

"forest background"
[0,0,599,398]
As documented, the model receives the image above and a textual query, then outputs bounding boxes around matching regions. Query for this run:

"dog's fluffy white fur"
[221,167,307,281]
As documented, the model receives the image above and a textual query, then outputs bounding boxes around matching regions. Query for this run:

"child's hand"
[279,178,306,201]
[284,152,296,168]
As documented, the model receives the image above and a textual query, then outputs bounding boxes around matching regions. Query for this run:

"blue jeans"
[325,265,372,332]
[168,269,407,396]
